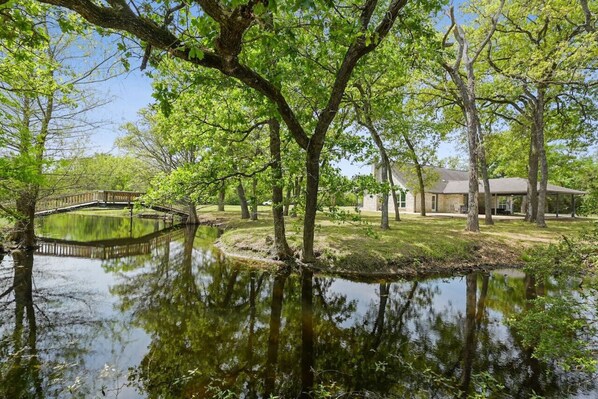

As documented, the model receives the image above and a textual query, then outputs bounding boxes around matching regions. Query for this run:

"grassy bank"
[198,206,595,277]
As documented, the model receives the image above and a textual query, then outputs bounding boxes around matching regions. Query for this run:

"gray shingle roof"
[391,166,469,193]
[390,165,585,195]
[442,177,586,195]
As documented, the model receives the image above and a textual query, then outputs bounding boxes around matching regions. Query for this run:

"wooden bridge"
[36,226,186,260]
[35,190,189,219]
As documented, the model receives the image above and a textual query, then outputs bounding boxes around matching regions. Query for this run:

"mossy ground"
[199,205,596,277]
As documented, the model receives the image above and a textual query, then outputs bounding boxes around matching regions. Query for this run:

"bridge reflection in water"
[36,226,186,259]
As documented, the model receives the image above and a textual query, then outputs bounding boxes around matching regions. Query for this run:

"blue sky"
[91,69,153,153]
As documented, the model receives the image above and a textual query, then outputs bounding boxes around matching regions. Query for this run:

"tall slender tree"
[437,0,505,231]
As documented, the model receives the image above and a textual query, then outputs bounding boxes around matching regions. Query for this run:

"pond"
[0,213,596,398]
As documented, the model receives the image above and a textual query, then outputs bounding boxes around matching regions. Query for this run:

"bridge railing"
[36,190,189,218]
[36,190,144,212]
[37,191,98,212]
[100,190,143,204]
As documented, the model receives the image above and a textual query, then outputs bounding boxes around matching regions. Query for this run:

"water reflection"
[111,244,596,397]
[0,215,596,398]
[0,250,110,398]
[1,250,41,399]
[36,212,171,241]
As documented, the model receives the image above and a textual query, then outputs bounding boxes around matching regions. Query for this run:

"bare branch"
[471,0,505,64]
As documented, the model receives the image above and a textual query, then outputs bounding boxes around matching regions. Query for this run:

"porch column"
[555,193,559,218]
[493,194,497,215]
[571,194,576,218]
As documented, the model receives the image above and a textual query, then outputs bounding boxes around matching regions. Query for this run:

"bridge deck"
[35,190,189,219]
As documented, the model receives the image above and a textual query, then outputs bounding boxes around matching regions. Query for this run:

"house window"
[399,191,406,208]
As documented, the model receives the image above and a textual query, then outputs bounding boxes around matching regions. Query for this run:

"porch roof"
[438,177,586,195]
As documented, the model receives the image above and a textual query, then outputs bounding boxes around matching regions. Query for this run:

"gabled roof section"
[443,177,586,195]
[390,165,468,193]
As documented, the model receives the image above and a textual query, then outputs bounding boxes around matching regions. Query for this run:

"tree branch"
[36,0,311,150]
[312,0,408,148]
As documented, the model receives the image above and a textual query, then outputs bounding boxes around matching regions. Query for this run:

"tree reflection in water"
[0,220,596,398]
[1,250,41,399]
[0,251,110,398]
[109,225,596,398]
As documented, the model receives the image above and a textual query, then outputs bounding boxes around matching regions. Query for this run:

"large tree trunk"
[379,161,390,230]
[302,148,322,262]
[465,106,480,232]
[380,150,400,221]
[237,181,251,219]
[387,166,401,221]
[359,114,399,222]
[186,202,199,224]
[283,184,292,216]
[440,4,505,232]
[218,186,225,211]
[403,133,426,216]
[526,125,539,222]
[250,177,258,221]
[415,167,426,216]
[12,95,46,249]
[14,192,37,249]
[290,176,302,218]
[268,119,292,259]
[477,120,494,225]
[535,86,548,228]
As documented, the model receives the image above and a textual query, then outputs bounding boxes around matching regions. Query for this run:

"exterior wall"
[412,193,464,213]
[413,193,435,213]
[366,190,466,214]
[439,194,466,213]
[362,193,379,211]
[404,191,416,213]
[362,191,412,212]
[362,164,412,212]
[362,164,380,211]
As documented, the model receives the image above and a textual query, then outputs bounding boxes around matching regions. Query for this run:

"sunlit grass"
[206,205,595,273]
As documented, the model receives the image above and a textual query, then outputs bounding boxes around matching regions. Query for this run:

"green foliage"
[547,150,598,216]
[510,294,596,373]
[50,153,153,192]
[510,224,598,373]
[0,6,117,239]
[0,0,48,52]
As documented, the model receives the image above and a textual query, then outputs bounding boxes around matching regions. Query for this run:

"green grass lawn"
[200,205,596,275]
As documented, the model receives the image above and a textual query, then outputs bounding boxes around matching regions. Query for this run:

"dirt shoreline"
[213,231,526,281]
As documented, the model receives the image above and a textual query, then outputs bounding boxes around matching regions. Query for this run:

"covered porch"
[439,177,586,217]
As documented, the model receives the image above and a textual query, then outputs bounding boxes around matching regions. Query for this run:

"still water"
[0,213,596,398]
